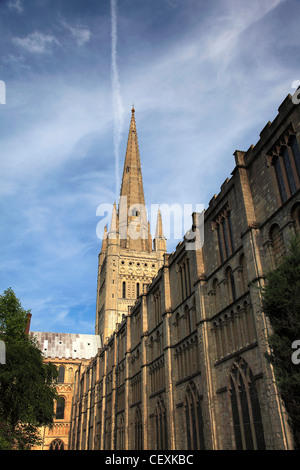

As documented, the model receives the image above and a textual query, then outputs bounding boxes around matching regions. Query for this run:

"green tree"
[261,234,300,449]
[0,288,58,450]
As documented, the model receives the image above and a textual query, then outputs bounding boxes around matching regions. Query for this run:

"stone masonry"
[32,93,300,450]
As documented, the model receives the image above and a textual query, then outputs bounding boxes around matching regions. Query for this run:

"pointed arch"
[238,253,248,294]
[49,438,65,450]
[269,224,285,266]
[225,266,236,303]
[58,366,65,384]
[212,277,220,314]
[184,382,205,450]
[228,357,266,450]
[175,312,181,342]
[117,413,125,450]
[154,396,168,450]
[134,406,143,450]
[55,396,66,420]
[291,202,300,232]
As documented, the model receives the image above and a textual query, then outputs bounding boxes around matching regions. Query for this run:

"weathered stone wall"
[69,94,300,451]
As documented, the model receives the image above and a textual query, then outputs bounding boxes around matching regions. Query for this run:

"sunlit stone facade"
[33,93,300,450]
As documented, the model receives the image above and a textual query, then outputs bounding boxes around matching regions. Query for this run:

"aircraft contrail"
[111,0,124,201]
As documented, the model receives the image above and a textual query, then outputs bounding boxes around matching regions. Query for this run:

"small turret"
[100,225,108,253]
[154,209,167,254]
[108,202,119,242]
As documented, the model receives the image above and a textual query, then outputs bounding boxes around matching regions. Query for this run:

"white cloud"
[1,0,296,335]
[120,0,285,114]
[13,31,59,54]
[7,0,23,14]
[166,0,179,8]
[61,20,91,46]
[115,0,291,227]
[0,77,113,193]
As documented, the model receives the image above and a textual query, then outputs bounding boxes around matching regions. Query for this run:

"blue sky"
[0,0,299,334]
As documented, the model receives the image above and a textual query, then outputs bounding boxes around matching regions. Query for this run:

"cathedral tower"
[95,108,167,344]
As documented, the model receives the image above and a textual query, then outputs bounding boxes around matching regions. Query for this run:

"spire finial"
[131,103,135,114]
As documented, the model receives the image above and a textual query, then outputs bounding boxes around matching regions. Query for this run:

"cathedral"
[30,91,300,450]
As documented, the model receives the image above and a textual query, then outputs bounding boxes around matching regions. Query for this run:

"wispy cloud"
[0,84,111,197]
[111,0,124,200]
[1,0,298,334]
[12,31,59,54]
[166,0,179,8]
[61,20,91,46]
[117,0,290,223]
[198,0,284,67]
[7,0,23,14]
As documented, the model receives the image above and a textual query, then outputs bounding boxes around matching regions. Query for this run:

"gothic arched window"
[214,208,234,264]
[56,396,65,420]
[239,253,248,294]
[184,382,205,450]
[58,366,65,384]
[212,278,219,314]
[291,203,300,233]
[290,135,300,177]
[175,312,181,342]
[226,266,236,303]
[154,397,168,450]
[269,133,300,204]
[281,145,297,195]
[117,414,125,450]
[49,439,65,450]
[185,305,191,335]
[134,406,143,450]
[229,358,266,450]
[273,154,287,203]
[270,224,285,267]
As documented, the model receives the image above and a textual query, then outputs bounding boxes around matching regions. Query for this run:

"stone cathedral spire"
[95,108,167,343]
[120,106,145,209]
[118,106,151,252]
[154,209,167,254]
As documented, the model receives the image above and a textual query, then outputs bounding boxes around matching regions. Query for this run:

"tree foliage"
[261,234,300,449]
[0,288,58,450]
